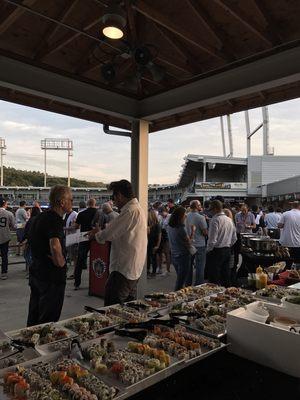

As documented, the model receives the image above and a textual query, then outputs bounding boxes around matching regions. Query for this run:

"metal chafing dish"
[240,233,257,247]
[249,237,278,253]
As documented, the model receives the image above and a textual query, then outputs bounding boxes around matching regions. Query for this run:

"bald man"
[73,198,97,290]
[102,202,119,225]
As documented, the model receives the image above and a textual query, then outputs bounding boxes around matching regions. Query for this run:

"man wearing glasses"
[89,180,147,306]
[26,185,73,326]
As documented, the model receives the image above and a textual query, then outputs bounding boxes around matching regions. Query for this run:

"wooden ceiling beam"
[253,0,282,44]
[213,0,273,47]
[157,56,193,76]
[125,0,137,46]
[153,24,201,74]
[0,0,38,35]
[34,0,80,59]
[133,0,227,61]
[186,0,235,61]
[74,42,101,75]
[37,15,104,60]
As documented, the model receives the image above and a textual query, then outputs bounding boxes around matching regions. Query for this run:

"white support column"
[44,148,47,188]
[245,110,251,157]
[131,119,149,298]
[67,150,71,187]
[203,160,206,203]
[227,114,233,157]
[262,106,270,155]
[220,116,226,157]
[0,148,3,187]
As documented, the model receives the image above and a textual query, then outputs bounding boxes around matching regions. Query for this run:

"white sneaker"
[1,273,7,280]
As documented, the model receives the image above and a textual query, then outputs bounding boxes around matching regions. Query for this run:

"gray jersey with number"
[0,208,15,244]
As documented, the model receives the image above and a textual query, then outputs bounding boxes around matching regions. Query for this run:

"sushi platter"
[60,313,122,341]
[254,285,300,304]
[6,322,78,349]
[144,283,225,309]
[169,287,254,339]
[0,351,121,400]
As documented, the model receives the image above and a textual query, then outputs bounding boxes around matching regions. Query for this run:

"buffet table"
[0,284,299,400]
[238,250,293,277]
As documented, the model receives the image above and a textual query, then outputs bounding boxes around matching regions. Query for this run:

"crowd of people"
[1,180,300,329]
[147,197,300,291]
[0,180,147,327]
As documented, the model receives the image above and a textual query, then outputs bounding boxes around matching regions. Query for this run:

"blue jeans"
[195,246,206,285]
[172,254,191,291]
[186,246,206,286]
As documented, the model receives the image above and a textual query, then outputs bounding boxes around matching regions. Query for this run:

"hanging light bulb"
[101,2,126,40]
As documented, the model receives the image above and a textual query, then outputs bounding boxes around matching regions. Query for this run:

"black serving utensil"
[169,311,197,318]
[171,315,191,326]
[11,339,36,349]
[125,301,148,311]
[84,306,106,314]
[124,318,176,330]
[114,328,148,342]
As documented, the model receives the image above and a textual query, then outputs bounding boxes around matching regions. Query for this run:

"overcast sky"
[0,97,299,184]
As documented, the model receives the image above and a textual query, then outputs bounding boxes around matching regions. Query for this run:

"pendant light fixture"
[101,1,126,40]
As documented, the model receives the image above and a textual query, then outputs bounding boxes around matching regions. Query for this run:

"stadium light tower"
[0,138,6,187]
[41,139,73,188]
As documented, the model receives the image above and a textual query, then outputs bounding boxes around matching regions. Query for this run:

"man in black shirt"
[27,185,73,326]
[74,198,97,289]
[167,198,176,214]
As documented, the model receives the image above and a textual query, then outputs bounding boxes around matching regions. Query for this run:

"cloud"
[0,97,299,184]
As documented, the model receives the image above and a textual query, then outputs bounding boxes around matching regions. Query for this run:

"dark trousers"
[287,247,300,267]
[104,271,138,306]
[27,276,66,326]
[147,244,158,274]
[233,234,241,268]
[207,247,231,287]
[172,254,191,291]
[0,241,9,274]
[74,241,90,287]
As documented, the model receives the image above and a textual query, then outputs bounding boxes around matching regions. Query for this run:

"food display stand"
[89,240,111,298]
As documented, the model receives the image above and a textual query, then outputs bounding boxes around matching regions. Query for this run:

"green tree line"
[2,166,106,188]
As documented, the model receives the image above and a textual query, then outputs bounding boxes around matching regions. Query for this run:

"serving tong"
[114,319,177,342]
[84,305,106,314]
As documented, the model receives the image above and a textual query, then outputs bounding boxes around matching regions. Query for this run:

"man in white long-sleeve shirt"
[206,200,237,287]
[89,180,147,306]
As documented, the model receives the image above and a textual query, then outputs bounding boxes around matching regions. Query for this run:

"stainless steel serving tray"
[0,351,123,400]
[253,293,282,304]
[174,315,227,340]
[60,312,119,333]
[0,347,46,376]
[78,324,225,399]
[6,322,78,355]
[79,331,184,399]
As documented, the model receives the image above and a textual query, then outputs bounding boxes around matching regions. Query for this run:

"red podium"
[89,240,110,298]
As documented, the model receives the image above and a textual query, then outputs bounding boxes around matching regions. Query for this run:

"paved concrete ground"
[0,257,176,332]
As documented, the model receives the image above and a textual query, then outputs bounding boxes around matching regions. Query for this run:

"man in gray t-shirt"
[186,200,208,285]
[0,198,15,279]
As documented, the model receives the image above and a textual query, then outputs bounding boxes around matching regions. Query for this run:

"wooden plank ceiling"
[0,0,299,131]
